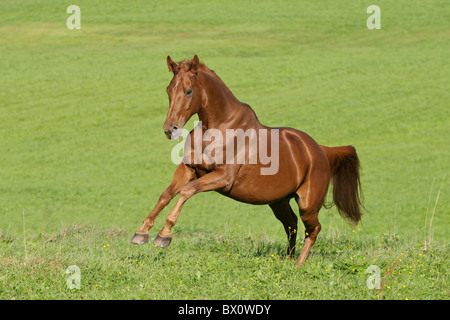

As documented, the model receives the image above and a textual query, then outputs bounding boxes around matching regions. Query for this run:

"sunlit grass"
[0,0,448,299]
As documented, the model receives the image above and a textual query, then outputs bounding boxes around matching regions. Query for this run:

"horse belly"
[223,161,302,205]
[219,127,319,204]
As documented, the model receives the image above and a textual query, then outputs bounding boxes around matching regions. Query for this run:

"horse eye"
[185,89,192,96]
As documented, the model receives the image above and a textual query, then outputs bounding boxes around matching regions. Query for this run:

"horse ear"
[167,56,177,72]
[189,55,200,72]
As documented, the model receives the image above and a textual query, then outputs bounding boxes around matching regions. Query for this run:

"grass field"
[0,0,448,300]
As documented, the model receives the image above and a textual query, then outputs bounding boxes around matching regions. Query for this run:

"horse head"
[163,55,202,140]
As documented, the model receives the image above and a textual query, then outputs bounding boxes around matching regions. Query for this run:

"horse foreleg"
[153,169,229,248]
[131,163,195,245]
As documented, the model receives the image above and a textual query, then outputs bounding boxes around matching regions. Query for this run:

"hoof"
[153,234,172,248]
[130,232,149,245]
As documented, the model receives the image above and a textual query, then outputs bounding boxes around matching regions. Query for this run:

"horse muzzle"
[164,125,183,141]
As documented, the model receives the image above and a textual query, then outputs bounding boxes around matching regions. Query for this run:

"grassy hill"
[0,0,448,299]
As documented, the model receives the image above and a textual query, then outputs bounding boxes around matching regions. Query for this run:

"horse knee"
[158,190,173,206]
[179,185,196,199]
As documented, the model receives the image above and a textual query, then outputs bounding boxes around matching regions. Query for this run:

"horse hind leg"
[294,179,328,267]
[296,207,321,267]
[269,198,298,258]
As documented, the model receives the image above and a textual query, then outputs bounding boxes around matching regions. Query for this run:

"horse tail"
[321,145,363,225]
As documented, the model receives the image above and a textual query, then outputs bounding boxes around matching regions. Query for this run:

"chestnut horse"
[131,55,363,266]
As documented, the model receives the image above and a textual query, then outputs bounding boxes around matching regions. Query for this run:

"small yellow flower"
[325,269,328,272]
[387,286,391,289]
[250,278,254,281]
[242,288,245,291]
[227,252,230,255]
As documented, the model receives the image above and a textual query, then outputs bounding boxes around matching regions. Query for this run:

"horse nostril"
[171,125,178,131]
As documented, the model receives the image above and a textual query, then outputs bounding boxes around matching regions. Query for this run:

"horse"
[131,55,363,267]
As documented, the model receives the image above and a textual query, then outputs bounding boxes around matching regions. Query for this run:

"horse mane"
[178,59,238,100]
[178,58,259,124]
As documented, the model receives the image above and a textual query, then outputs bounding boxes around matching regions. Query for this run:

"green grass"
[0,0,448,299]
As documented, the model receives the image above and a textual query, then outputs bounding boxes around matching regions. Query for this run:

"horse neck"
[197,70,261,131]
